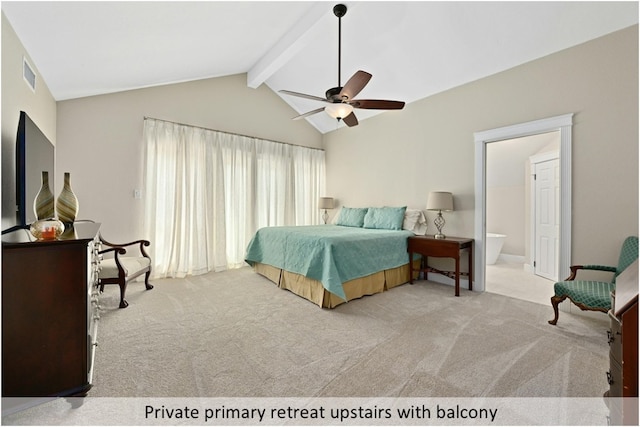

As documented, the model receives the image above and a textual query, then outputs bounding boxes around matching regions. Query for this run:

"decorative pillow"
[403,209,428,235]
[363,206,407,230]
[335,207,368,227]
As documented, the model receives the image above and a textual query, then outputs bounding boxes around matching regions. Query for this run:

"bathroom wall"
[486,132,560,263]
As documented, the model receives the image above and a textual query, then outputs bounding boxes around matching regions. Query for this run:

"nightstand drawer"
[408,237,461,257]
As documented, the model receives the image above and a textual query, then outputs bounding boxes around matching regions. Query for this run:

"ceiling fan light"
[324,103,353,119]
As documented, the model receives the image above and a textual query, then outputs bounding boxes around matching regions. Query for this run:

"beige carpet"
[87,266,610,398]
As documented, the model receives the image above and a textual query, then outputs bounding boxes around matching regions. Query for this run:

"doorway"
[473,114,573,301]
[484,132,560,305]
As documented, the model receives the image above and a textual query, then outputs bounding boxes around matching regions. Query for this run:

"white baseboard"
[498,253,526,264]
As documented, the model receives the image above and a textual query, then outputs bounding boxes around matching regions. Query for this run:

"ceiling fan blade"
[279,90,328,103]
[292,107,325,120]
[339,70,372,100]
[342,112,359,127]
[350,99,405,110]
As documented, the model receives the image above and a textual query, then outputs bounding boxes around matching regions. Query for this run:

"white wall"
[324,25,638,269]
[56,74,322,242]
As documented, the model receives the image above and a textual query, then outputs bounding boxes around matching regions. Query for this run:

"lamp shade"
[426,192,453,211]
[325,103,354,119]
[318,197,334,209]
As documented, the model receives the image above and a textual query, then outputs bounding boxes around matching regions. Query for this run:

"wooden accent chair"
[549,236,638,325]
[98,235,153,308]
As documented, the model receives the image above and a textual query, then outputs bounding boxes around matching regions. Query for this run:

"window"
[143,118,325,277]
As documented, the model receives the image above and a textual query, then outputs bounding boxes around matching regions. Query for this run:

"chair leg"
[144,270,154,290]
[118,282,129,309]
[548,295,567,325]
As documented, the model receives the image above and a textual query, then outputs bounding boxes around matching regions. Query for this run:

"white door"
[534,158,559,281]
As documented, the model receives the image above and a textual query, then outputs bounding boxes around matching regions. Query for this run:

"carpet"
[88,267,610,398]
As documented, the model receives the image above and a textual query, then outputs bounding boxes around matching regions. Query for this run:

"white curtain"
[143,118,325,278]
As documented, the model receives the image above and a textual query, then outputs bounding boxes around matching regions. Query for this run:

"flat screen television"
[10,111,55,230]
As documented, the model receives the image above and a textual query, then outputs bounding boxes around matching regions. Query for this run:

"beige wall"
[56,74,322,241]
[487,186,525,254]
[1,12,57,230]
[325,25,639,268]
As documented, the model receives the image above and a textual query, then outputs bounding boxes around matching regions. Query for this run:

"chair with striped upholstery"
[98,235,154,308]
[548,236,638,325]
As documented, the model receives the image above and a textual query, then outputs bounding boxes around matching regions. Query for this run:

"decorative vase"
[56,172,79,225]
[33,171,55,220]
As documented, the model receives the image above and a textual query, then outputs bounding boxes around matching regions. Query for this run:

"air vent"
[23,57,36,92]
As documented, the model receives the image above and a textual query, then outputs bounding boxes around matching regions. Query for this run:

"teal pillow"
[363,206,407,230]
[336,207,368,227]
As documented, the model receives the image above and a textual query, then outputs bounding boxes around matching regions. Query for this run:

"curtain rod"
[143,116,324,152]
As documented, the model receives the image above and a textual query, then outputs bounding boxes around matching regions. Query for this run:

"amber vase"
[33,171,55,220]
[56,172,79,225]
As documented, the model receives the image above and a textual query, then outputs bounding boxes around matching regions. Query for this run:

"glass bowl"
[30,218,65,240]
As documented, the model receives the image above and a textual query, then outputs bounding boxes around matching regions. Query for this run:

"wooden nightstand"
[407,235,474,296]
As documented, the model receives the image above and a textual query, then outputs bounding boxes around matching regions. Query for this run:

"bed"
[244,207,426,308]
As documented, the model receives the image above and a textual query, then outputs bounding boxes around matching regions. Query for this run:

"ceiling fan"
[280,4,405,127]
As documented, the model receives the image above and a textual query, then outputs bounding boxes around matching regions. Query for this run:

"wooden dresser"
[606,259,638,425]
[1,222,101,400]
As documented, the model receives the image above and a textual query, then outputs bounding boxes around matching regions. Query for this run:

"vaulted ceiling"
[3,1,637,134]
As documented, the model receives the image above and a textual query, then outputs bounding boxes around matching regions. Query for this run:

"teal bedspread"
[244,225,414,300]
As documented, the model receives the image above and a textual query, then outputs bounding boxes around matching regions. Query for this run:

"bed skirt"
[252,260,420,308]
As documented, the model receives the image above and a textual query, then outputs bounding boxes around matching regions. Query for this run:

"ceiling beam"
[247,3,328,89]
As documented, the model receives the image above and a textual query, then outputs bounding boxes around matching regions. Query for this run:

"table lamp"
[318,197,334,224]
[426,192,454,239]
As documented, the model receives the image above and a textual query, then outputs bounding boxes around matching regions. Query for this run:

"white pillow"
[403,209,427,235]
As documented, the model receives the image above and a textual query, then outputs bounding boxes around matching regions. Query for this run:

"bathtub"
[486,233,506,264]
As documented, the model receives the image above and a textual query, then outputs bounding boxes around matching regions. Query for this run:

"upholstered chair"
[549,236,638,325]
[98,236,153,308]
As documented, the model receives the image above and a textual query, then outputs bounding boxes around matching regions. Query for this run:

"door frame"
[474,113,573,292]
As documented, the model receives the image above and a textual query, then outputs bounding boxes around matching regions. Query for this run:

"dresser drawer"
[608,357,623,397]
[608,310,622,363]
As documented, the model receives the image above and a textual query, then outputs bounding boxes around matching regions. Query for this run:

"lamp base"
[433,211,446,239]
[322,210,329,225]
